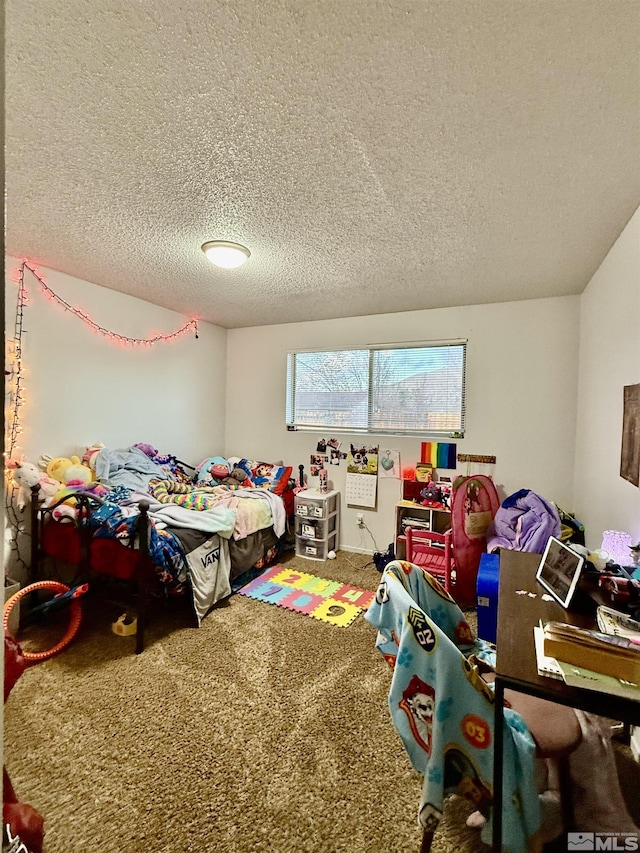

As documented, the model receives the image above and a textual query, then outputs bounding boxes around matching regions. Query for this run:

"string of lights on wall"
[4,264,31,572]
[4,260,201,572]
[5,259,199,462]
[5,264,29,460]
[22,260,199,346]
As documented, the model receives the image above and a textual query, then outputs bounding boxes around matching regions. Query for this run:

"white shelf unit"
[294,489,339,561]
[394,500,451,561]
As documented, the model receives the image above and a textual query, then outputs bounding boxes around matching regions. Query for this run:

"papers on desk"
[534,623,640,700]
[596,605,640,642]
[556,660,640,701]
[533,626,564,680]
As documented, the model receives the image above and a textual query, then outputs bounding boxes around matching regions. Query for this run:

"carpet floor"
[4,549,638,853]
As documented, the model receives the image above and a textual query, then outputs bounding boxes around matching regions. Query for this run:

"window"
[286,341,466,436]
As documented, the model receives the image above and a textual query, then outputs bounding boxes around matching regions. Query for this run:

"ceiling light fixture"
[201,240,251,269]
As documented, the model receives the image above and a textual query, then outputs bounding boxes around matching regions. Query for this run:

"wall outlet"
[356,512,364,526]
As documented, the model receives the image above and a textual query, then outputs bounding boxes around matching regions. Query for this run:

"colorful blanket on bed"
[149,479,222,511]
[89,501,188,595]
[148,479,274,540]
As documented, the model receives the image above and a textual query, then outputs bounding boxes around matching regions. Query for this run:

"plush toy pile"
[195,456,252,487]
[7,444,294,516]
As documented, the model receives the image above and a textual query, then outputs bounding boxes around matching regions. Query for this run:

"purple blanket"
[486,489,560,554]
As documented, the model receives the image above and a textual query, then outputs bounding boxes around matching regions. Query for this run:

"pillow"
[236,459,292,495]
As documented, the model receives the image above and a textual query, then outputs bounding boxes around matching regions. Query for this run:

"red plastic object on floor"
[3,634,45,853]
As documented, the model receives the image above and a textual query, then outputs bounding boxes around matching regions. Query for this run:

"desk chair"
[365,560,581,853]
[404,527,456,594]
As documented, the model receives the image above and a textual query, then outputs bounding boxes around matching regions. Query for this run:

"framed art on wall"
[620,383,640,488]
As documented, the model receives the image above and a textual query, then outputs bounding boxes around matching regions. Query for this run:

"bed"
[29,446,297,653]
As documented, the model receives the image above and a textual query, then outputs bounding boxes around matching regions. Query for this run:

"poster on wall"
[620,383,640,488]
[346,443,379,475]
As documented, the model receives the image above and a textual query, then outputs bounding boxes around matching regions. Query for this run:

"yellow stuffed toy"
[40,454,95,486]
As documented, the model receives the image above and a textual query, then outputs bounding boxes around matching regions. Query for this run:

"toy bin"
[476,552,500,644]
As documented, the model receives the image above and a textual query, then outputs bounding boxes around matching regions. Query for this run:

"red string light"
[21,260,199,345]
[5,259,200,471]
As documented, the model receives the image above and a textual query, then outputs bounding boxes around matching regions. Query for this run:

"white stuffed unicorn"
[7,459,59,510]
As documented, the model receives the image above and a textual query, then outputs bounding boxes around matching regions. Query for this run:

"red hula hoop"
[3,580,83,663]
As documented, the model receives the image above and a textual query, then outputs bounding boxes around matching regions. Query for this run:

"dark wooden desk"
[492,550,640,852]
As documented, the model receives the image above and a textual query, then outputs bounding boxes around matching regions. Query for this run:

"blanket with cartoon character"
[365,561,541,853]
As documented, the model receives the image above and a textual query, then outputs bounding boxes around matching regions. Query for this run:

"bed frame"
[29,484,153,654]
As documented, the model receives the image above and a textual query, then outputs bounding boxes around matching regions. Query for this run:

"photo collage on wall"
[310,437,346,477]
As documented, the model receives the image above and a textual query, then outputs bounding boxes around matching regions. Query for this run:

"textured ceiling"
[6,1,640,329]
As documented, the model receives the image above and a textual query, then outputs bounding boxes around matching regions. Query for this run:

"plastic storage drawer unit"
[476,552,500,644]
[294,489,339,561]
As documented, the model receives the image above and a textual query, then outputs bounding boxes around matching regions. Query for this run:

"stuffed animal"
[6,460,58,510]
[63,458,94,487]
[7,460,42,510]
[219,466,251,487]
[195,456,230,485]
[39,455,72,482]
[420,481,446,508]
[48,486,78,519]
[133,442,158,459]
[40,455,94,486]
[194,457,253,487]
[82,442,105,472]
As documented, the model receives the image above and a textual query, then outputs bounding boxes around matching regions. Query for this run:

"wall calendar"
[345,472,377,508]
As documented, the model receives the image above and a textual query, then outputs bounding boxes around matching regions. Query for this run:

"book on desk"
[535,610,640,699]
[534,624,640,699]
[542,620,640,683]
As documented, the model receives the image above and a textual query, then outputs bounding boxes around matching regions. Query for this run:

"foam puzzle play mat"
[237,566,375,627]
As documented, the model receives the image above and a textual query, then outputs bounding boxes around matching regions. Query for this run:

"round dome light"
[201,241,251,269]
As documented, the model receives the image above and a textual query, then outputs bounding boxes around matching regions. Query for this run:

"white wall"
[226,297,580,553]
[11,236,636,561]
[574,208,640,550]
[4,258,227,467]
